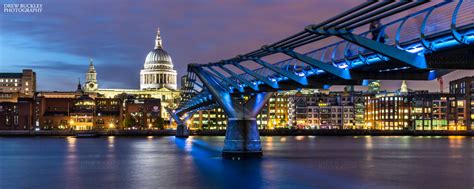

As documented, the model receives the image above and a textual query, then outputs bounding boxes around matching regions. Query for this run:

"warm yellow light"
[70,120,74,124]
[148,123,152,128]
[109,123,115,128]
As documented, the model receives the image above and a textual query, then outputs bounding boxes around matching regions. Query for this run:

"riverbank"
[0,129,473,137]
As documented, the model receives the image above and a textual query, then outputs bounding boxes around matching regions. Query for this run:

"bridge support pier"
[189,65,273,158]
[176,123,189,138]
[220,92,272,159]
[222,119,262,159]
[167,108,193,139]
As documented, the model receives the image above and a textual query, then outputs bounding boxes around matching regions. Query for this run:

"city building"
[0,97,34,130]
[189,90,364,130]
[123,98,162,130]
[364,78,474,131]
[288,89,364,129]
[33,88,162,130]
[190,108,227,130]
[188,93,290,130]
[364,92,411,130]
[449,76,474,129]
[365,91,470,131]
[367,80,381,94]
[0,80,163,130]
[34,83,121,130]
[411,92,467,131]
[82,28,180,120]
[258,92,289,129]
[0,69,36,102]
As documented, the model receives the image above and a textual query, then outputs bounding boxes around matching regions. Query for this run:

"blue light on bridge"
[362,80,370,86]
[428,70,437,80]
[406,45,425,54]
[338,64,349,69]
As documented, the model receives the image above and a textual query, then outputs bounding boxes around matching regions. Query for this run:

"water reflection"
[66,136,76,152]
[448,136,465,149]
[1,136,473,188]
[262,137,274,150]
[65,137,79,188]
[295,136,305,141]
[173,137,265,188]
[447,136,466,159]
[108,136,115,150]
[364,136,373,150]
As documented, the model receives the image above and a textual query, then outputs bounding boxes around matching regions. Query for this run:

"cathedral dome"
[143,29,174,70]
[144,48,173,70]
[140,28,178,91]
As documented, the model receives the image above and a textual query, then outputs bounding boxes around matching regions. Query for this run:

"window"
[457,100,465,108]
[14,116,18,125]
[96,119,104,124]
[60,120,68,125]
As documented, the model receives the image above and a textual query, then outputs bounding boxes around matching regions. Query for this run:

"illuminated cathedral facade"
[83,28,180,120]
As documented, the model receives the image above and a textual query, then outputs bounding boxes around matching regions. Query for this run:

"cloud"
[1,0,359,90]
[15,61,85,73]
[3,0,471,92]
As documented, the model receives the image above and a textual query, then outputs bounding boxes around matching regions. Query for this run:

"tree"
[123,114,136,128]
[154,117,165,130]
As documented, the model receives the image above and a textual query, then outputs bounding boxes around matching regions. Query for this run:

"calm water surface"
[0,136,473,189]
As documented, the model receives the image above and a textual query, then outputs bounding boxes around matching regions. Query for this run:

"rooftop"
[0,73,22,78]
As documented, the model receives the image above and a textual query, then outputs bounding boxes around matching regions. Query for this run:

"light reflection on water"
[67,136,76,152]
[0,136,473,188]
[108,136,115,150]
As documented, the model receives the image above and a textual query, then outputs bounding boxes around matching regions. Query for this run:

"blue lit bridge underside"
[173,1,474,158]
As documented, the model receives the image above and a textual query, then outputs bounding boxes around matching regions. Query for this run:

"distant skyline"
[1,0,472,92]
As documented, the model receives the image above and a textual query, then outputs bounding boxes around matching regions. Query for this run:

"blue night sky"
[1,0,472,91]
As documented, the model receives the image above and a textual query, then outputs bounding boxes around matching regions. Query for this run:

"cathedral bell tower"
[85,58,98,92]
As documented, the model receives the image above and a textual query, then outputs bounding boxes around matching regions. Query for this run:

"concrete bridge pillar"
[222,118,262,158]
[167,108,192,138]
[221,92,273,159]
[176,123,189,138]
[188,65,273,158]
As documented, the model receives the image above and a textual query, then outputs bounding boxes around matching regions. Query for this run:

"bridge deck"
[176,1,474,114]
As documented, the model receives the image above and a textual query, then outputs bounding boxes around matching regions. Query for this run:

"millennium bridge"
[170,1,474,158]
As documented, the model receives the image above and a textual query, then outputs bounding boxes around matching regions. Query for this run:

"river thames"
[1,136,473,189]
